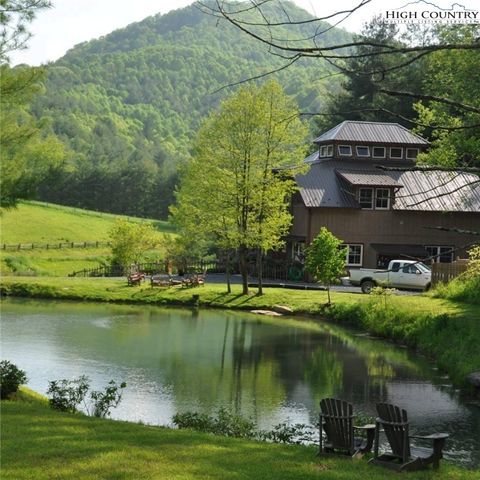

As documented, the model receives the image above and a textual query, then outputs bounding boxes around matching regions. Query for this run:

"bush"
[173,408,257,439]
[0,360,27,399]
[173,409,319,445]
[47,376,126,417]
[47,375,90,413]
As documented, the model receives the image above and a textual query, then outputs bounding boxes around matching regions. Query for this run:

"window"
[375,188,391,210]
[402,264,420,274]
[291,241,305,261]
[372,146,386,158]
[319,146,327,157]
[338,145,352,156]
[326,145,333,156]
[359,188,373,209]
[390,147,403,159]
[425,246,453,263]
[406,148,419,159]
[391,262,401,272]
[343,244,363,266]
[356,146,370,157]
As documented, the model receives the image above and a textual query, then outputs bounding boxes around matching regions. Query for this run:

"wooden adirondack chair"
[370,403,449,471]
[318,398,375,458]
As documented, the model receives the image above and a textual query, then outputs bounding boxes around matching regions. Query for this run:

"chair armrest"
[354,424,376,430]
[410,433,449,440]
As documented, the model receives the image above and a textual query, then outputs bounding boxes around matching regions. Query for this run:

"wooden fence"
[431,260,469,286]
[2,241,111,251]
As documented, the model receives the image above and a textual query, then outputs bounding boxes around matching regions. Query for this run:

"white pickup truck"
[347,260,432,294]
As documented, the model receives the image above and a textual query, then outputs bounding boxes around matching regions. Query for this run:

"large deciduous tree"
[171,80,308,294]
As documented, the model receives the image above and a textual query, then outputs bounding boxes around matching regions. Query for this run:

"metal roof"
[314,121,429,145]
[336,169,402,187]
[296,158,480,212]
[391,170,480,212]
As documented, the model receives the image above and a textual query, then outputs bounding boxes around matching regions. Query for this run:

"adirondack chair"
[370,403,449,471]
[318,398,376,458]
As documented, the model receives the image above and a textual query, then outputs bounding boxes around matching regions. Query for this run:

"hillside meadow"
[0,201,174,276]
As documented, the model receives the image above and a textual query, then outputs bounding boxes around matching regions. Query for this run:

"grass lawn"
[0,200,175,244]
[1,277,479,384]
[1,389,476,480]
[0,201,175,276]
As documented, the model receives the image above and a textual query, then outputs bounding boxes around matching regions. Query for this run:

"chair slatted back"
[376,403,410,461]
[320,398,354,451]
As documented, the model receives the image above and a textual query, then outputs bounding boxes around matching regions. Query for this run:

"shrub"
[173,409,319,445]
[47,375,90,413]
[47,376,126,417]
[90,380,127,417]
[0,360,27,399]
[173,408,257,439]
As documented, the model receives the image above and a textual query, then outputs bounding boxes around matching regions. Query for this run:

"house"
[289,121,480,269]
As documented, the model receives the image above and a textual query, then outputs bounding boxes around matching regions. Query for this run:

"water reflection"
[1,298,478,467]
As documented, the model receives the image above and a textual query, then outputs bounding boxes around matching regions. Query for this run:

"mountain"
[33,1,351,218]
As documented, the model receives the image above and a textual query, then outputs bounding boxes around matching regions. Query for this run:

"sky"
[9,0,480,66]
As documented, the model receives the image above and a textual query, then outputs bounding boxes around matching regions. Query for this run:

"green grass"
[1,389,476,480]
[0,200,175,244]
[0,201,175,276]
[1,277,479,384]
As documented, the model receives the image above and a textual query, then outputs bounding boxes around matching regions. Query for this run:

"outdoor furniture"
[181,273,205,288]
[150,274,172,287]
[127,272,144,286]
[318,398,375,458]
[370,403,449,471]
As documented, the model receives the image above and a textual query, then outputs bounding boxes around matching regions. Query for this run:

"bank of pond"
[1,298,479,471]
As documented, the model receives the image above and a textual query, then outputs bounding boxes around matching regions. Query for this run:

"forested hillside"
[32,1,350,218]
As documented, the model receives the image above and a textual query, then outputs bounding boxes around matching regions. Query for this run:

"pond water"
[1,298,479,467]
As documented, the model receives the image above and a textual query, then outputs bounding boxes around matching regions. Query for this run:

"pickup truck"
[347,260,432,294]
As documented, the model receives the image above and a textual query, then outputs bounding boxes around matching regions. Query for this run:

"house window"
[375,188,391,209]
[291,241,305,261]
[342,244,363,266]
[320,146,327,157]
[356,146,370,157]
[359,188,373,209]
[390,147,403,159]
[327,145,333,156]
[406,148,419,159]
[372,147,386,158]
[425,246,453,263]
[338,145,352,156]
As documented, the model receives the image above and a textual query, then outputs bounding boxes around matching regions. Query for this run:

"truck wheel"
[424,283,431,292]
[361,280,375,294]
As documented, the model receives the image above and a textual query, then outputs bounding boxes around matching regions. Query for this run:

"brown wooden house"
[288,121,480,269]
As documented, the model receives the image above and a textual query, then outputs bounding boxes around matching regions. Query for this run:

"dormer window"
[356,146,370,157]
[319,144,333,157]
[375,188,391,209]
[390,147,403,159]
[406,148,419,159]
[359,188,373,209]
[339,145,352,156]
[372,147,386,158]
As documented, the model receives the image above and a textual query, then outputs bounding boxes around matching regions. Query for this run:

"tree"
[1,0,52,62]
[171,80,308,294]
[305,227,346,305]
[414,26,480,167]
[108,219,160,270]
[0,65,66,208]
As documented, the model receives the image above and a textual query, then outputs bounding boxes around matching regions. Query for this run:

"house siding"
[300,208,479,268]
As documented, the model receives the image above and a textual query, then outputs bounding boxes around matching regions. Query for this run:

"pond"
[1,298,479,467]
